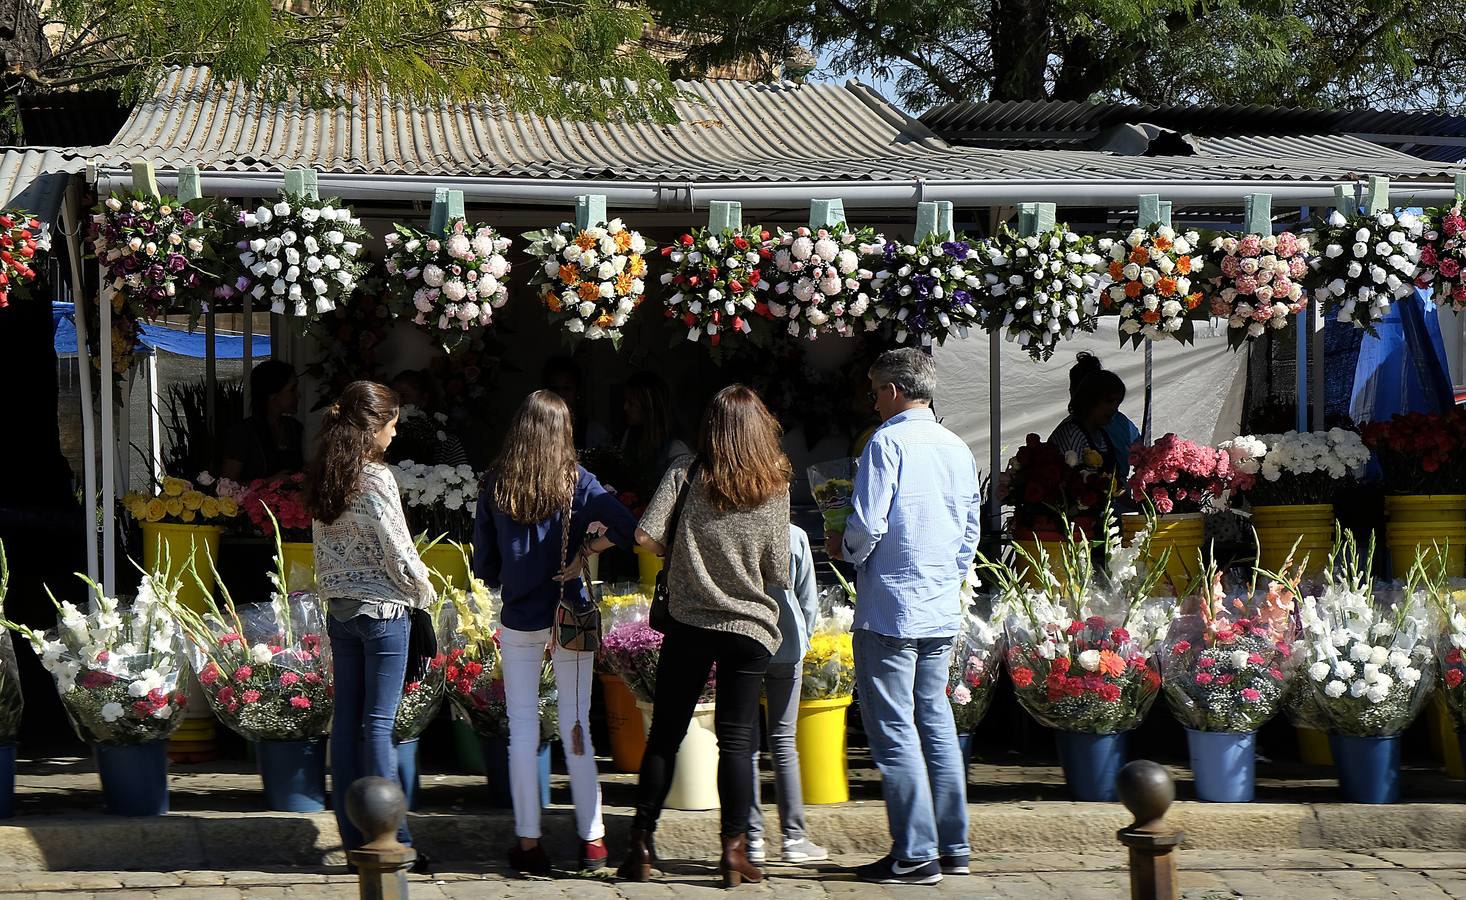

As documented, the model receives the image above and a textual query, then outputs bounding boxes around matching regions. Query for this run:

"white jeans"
[500,626,604,841]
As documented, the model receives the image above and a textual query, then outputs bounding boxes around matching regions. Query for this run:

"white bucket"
[637,700,720,811]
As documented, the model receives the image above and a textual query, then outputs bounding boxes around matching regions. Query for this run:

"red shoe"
[581,840,609,871]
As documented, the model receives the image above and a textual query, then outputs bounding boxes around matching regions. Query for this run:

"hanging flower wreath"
[1205,231,1313,349]
[91,192,223,322]
[1421,204,1466,312]
[522,218,651,345]
[384,218,512,349]
[1096,225,1205,346]
[237,192,367,321]
[0,210,49,309]
[868,237,984,346]
[1308,208,1423,332]
[658,225,773,347]
[764,225,883,340]
[981,225,1104,361]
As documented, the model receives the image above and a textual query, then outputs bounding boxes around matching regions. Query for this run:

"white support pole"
[62,182,99,583]
[147,352,163,486]
[989,329,1002,531]
[99,261,115,595]
[119,367,132,495]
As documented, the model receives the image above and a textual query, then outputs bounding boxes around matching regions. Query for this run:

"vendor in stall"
[543,356,613,451]
[387,369,470,467]
[1049,354,1136,487]
[619,371,690,495]
[221,359,305,483]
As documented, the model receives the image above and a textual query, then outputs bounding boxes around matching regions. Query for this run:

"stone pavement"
[3,851,1466,899]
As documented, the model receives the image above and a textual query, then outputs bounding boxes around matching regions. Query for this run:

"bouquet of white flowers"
[948,607,1001,732]
[1096,225,1206,345]
[869,237,984,346]
[982,224,1104,361]
[391,462,479,544]
[1310,208,1424,332]
[237,192,367,319]
[522,218,651,344]
[384,218,512,348]
[1220,429,1371,507]
[765,224,883,340]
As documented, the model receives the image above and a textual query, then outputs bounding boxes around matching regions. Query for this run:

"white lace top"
[312,462,435,620]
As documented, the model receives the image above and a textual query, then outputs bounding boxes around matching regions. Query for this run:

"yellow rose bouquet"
[123,472,243,526]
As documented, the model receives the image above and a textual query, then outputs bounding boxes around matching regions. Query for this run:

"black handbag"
[651,460,700,634]
[554,496,602,653]
[407,606,437,669]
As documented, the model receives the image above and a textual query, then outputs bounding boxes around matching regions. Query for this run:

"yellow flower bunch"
[446,577,501,666]
[802,632,855,699]
[123,479,239,525]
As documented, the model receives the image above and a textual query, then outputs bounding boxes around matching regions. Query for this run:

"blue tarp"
[1349,288,1454,422]
[52,302,271,360]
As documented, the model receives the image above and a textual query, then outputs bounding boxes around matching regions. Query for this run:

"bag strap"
[663,459,701,558]
[557,480,574,605]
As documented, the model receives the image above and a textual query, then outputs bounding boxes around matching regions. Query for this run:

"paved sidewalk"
[3,851,1466,899]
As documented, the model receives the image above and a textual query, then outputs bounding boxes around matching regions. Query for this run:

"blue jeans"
[329,613,412,851]
[852,628,969,862]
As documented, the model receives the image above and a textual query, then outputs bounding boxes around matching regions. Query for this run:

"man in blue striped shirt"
[827,348,981,886]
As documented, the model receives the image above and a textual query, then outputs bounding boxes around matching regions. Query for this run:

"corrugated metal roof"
[0,149,83,223]
[93,67,1463,185]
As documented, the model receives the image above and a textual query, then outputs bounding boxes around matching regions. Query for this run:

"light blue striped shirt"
[841,407,981,639]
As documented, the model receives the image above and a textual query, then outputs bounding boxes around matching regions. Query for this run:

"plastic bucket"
[1012,538,1074,592]
[1251,504,1334,577]
[634,546,663,593]
[794,695,852,805]
[1386,523,1466,579]
[638,700,719,811]
[1186,729,1256,803]
[256,738,328,812]
[279,541,315,592]
[1121,514,1204,594]
[957,732,974,769]
[1054,730,1128,802]
[452,713,485,775]
[1427,693,1466,778]
[141,522,222,612]
[1297,727,1334,765]
[396,739,421,810]
[420,544,469,592]
[599,674,647,773]
[1329,733,1401,804]
[1385,494,1466,523]
[479,735,550,809]
[0,744,14,819]
[95,741,169,816]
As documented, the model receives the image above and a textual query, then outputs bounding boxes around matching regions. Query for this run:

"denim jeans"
[852,628,969,862]
[329,612,412,851]
[633,622,770,838]
[749,662,808,844]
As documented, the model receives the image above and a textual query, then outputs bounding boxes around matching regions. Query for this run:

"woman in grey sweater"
[617,385,791,888]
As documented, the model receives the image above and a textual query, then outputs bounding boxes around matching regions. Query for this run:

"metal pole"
[1311,304,1326,430]
[99,262,115,595]
[62,185,99,583]
[1142,343,1154,445]
[242,295,253,411]
[989,330,1002,532]
[147,352,163,485]
[205,310,217,437]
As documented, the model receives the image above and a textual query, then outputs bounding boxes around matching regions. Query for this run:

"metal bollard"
[1115,760,1185,900]
[346,776,417,900]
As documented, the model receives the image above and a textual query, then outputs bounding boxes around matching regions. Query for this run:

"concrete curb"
[2,801,1466,870]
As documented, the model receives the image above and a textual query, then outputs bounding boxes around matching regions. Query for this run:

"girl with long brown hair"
[619,384,793,888]
[305,380,435,857]
[471,390,638,875]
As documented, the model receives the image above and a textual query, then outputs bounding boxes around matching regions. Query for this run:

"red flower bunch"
[1002,434,1115,535]
[658,225,774,346]
[1361,409,1466,494]
[1128,433,1240,515]
[1003,612,1162,734]
[1421,205,1466,311]
[0,210,47,309]
[242,472,311,538]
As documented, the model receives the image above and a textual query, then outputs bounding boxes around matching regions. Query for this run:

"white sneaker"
[747,838,766,864]
[782,838,829,863]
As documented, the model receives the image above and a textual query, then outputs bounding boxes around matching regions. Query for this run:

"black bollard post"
[346,776,416,900]
[1115,760,1184,900]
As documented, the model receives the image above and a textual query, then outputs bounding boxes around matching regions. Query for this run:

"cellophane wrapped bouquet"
[949,601,1001,732]
[594,584,650,675]
[808,459,856,533]
[3,562,188,746]
[395,598,454,743]
[802,587,855,700]
[174,536,332,741]
[602,619,715,706]
[443,573,503,735]
[1290,530,1435,737]
[984,510,1175,734]
[1161,564,1296,733]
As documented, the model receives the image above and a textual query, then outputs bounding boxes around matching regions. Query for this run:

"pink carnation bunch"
[1206,231,1313,350]
[1128,433,1246,515]
[241,473,311,539]
[1421,205,1466,311]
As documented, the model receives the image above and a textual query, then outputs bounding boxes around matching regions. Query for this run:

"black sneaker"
[855,855,942,885]
[508,842,552,876]
[940,853,970,875]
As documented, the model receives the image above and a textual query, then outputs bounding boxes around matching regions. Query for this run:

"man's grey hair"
[870,348,936,402]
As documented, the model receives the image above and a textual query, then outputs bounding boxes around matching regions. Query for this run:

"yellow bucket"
[1012,538,1075,592]
[1385,494,1466,524]
[1386,523,1466,579]
[421,544,470,591]
[634,545,663,592]
[279,541,315,592]
[795,694,852,805]
[1121,513,1204,594]
[1252,504,1334,577]
[1296,726,1333,766]
[141,522,222,613]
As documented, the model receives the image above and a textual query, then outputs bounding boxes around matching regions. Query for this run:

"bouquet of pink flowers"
[384,217,512,349]
[1206,231,1312,349]
[1161,568,1295,733]
[241,473,311,539]
[1421,204,1466,311]
[395,600,455,743]
[948,608,1000,732]
[1128,433,1240,515]
[601,620,715,705]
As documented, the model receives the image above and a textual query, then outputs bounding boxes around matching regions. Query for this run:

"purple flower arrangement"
[869,236,984,346]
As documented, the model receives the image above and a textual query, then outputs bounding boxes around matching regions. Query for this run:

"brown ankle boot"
[718,834,764,888]
[616,828,654,882]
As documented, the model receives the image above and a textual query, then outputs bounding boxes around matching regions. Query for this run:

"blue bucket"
[1330,733,1401,804]
[479,735,550,809]
[95,741,169,816]
[1186,729,1256,803]
[957,732,975,769]
[1055,730,1128,802]
[396,739,421,811]
[255,738,328,812]
[0,744,15,819]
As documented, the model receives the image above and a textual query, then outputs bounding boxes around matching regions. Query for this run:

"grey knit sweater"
[639,460,790,654]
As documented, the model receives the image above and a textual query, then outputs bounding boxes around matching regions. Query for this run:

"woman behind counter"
[222,359,304,483]
[620,371,690,493]
[1051,353,1139,484]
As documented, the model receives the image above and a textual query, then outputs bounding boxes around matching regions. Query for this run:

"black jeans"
[632,621,771,838]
